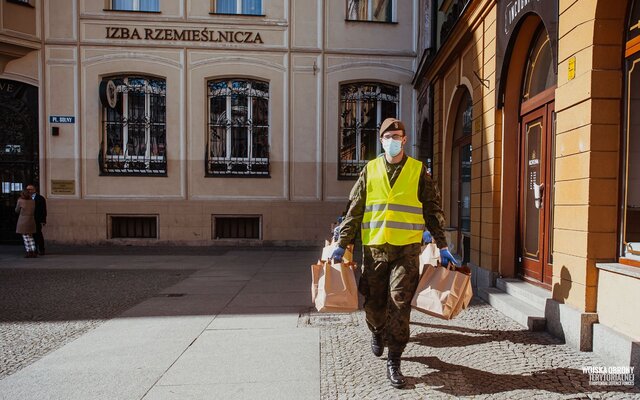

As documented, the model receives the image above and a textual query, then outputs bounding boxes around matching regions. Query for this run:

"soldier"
[331,117,457,389]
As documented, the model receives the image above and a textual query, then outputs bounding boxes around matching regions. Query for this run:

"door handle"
[533,183,544,209]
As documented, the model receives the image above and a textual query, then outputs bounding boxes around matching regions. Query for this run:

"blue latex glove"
[333,226,341,242]
[330,246,345,262]
[422,230,433,244]
[439,248,459,267]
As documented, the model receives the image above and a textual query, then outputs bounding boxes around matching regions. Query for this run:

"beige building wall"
[416,0,639,348]
[1,0,421,245]
[416,1,499,268]
[553,0,625,312]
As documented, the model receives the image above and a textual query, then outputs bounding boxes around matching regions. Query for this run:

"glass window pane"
[102,76,166,175]
[460,143,472,232]
[206,79,270,175]
[524,118,542,259]
[112,0,134,10]
[242,0,261,15]
[216,0,236,13]
[372,0,392,22]
[231,127,248,158]
[625,58,640,256]
[347,0,368,20]
[522,28,555,101]
[139,0,159,11]
[453,91,472,142]
[338,82,398,178]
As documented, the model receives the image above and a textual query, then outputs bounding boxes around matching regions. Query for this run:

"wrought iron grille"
[206,79,270,177]
[339,82,399,179]
[110,215,158,238]
[213,215,261,239]
[0,79,39,243]
[100,76,167,176]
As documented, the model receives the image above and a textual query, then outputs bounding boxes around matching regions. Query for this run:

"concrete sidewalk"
[0,246,638,400]
[0,246,320,400]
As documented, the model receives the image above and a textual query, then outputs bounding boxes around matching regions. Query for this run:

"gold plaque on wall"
[568,56,576,81]
[51,180,75,195]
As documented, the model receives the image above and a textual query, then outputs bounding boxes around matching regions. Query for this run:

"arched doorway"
[499,12,557,288]
[0,79,39,243]
[518,26,556,286]
[450,89,472,264]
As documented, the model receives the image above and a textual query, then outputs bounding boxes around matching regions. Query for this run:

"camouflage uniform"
[338,154,447,353]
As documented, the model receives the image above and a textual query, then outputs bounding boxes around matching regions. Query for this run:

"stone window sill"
[596,262,640,280]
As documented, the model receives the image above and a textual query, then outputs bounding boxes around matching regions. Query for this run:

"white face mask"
[382,138,403,157]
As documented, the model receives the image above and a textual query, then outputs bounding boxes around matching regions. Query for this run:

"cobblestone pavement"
[0,267,192,379]
[310,298,640,400]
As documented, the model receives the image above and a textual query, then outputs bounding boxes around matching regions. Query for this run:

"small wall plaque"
[568,56,576,81]
[51,180,75,195]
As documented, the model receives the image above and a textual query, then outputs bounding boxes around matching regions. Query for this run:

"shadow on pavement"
[409,321,554,347]
[403,356,640,396]
[0,268,195,322]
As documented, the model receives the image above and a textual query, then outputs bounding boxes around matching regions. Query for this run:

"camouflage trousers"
[358,244,421,353]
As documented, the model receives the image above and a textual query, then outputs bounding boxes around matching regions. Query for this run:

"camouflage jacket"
[337,155,448,255]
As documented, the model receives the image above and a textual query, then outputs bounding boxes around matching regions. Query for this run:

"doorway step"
[478,278,551,331]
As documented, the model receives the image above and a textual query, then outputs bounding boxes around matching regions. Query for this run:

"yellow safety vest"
[362,156,425,246]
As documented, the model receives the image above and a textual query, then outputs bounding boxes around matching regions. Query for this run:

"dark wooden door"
[519,101,554,286]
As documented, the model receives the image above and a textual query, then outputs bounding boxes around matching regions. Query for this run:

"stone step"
[496,278,551,311]
[479,287,546,331]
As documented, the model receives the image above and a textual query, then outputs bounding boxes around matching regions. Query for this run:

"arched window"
[450,90,472,262]
[339,82,399,179]
[206,78,270,176]
[100,75,166,175]
[521,27,554,102]
[622,0,640,263]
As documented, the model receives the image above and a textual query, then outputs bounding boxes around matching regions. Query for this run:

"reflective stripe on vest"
[361,156,425,246]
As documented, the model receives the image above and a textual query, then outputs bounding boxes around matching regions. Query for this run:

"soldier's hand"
[330,246,345,262]
[439,248,459,267]
[422,230,433,244]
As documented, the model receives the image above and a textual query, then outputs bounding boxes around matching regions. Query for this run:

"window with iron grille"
[207,79,269,177]
[100,76,167,176]
[346,0,394,22]
[339,82,399,179]
[110,215,158,239]
[213,215,261,239]
[111,0,159,12]
[213,0,262,15]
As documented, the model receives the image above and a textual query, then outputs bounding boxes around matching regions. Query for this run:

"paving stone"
[0,267,192,379]
[310,298,640,399]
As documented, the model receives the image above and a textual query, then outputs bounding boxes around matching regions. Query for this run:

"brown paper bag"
[411,264,473,320]
[321,241,354,263]
[311,261,323,303]
[419,243,440,275]
[312,261,358,313]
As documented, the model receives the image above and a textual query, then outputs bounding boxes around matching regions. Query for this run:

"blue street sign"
[49,116,75,123]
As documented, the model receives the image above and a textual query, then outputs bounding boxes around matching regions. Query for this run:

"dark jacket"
[33,193,47,224]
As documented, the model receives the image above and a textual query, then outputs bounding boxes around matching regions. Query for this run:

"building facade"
[0,0,420,245]
[415,0,639,373]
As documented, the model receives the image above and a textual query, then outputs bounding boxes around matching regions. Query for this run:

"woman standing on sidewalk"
[15,188,37,258]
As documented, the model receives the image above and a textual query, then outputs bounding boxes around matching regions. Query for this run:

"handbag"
[311,260,358,313]
[411,262,473,320]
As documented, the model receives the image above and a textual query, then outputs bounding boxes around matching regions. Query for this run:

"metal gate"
[0,79,39,244]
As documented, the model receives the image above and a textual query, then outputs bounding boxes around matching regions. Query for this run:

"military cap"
[379,118,406,136]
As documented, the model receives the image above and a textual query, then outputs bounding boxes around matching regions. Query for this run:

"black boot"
[371,333,384,357]
[386,352,406,389]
